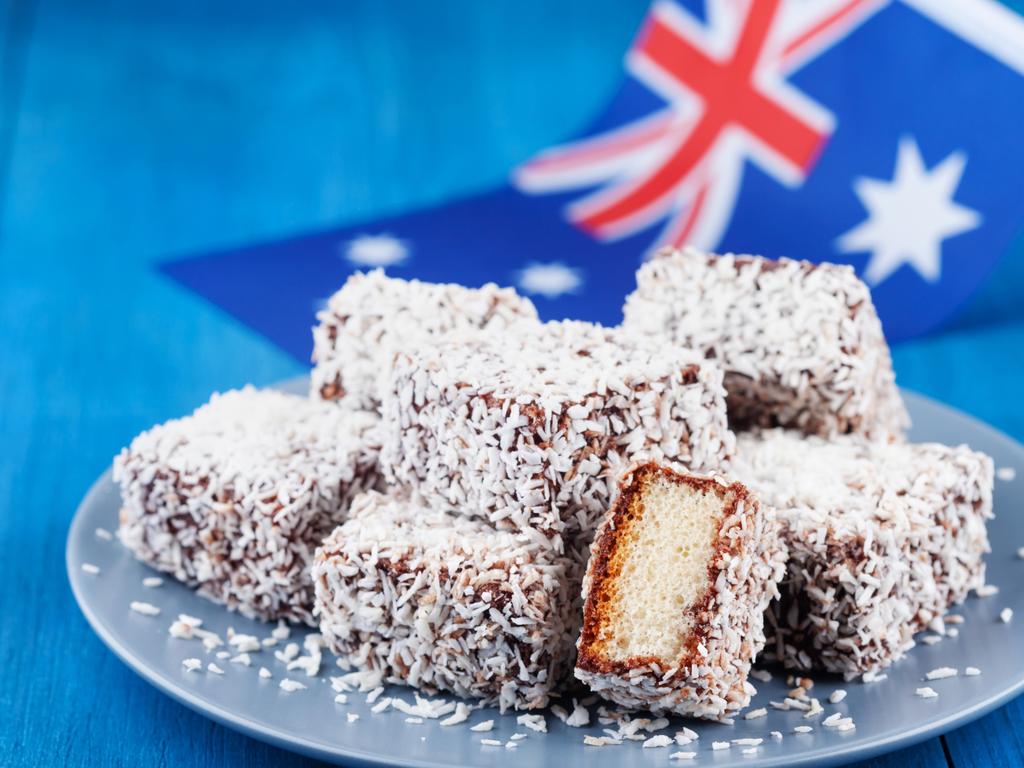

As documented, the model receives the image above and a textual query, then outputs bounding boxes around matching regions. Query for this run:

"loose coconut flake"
[130,601,160,616]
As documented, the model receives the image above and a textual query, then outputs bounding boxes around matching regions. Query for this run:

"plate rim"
[66,382,1024,768]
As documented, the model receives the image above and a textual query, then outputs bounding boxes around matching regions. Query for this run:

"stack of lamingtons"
[113,248,994,719]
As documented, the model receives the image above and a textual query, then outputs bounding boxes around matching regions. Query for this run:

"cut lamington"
[114,387,380,625]
[622,247,909,440]
[311,269,539,411]
[379,319,734,559]
[313,490,579,711]
[731,429,993,677]
[575,463,786,719]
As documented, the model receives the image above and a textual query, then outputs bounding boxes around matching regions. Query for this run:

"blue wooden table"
[2,1,1023,765]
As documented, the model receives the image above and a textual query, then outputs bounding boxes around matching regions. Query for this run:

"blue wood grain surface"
[1,1,1021,765]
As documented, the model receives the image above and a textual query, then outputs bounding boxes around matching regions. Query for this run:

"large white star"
[343,233,410,267]
[836,137,981,285]
[516,262,584,299]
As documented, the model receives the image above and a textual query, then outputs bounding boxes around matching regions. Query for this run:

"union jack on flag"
[164,0,1024,360]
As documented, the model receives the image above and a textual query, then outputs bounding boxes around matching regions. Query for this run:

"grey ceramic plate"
[67,380,1024,767]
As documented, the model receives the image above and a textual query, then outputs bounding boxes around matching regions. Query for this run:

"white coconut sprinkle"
[227,631,261,654]
[583,736,620,747]
[733,738,763,746]
[921,635,943,646]
[517,714,547,733]
[81,563,100,575]
[509,733,527,741]
[926,666,958,681]
[680,727,699,741]
[207,663,224,675]
[1001,608,1014,623]
[742,747,759,755]
[279,678,306,692]
[258,667,271,679]
[480,739,502,747]
[276,642,300,664]
[347,713,359,723]
[182,658,202,672]
[829,689,847,704]
[230,653,251,667]
[142,576,163,588]
[440,703,472,727]
[642,735,673,749]
[976,584,1000,597]
[794,726,813,734]
[287,655,322,678]
[771,731,783,741]
[272,621,291,641]
[712,741,730,750]
[669,752,697,760]
[803,700,824,719]
[824,715,854,729]
[95,527,114,541]
[370,699,392,714]
[916,687,939,698]
[405,717,423,724]
[838,722,856,732]
[130,601,160,616]
[965,667,981,676]
[862,671,888,684]
[750,669,773,683]
[565,701,590,727]
[470,720,494,733]
[743,708,767,720]
[262,637,278,648]
[997,467,1016,481]
[365,686,384,704]
[216,651,230,660]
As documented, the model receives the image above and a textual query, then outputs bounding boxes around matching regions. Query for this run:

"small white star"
[343,234,409,267]
[516,262,583,299]
[836,137,981,285]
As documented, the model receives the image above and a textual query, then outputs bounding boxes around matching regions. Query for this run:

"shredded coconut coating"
[380,320,734,559]
[731,429,993,677]
[114,387,380,625]
[622,247,909,440]
[574,464,786,719]
[313,490,580,712]
[311,269,539,411]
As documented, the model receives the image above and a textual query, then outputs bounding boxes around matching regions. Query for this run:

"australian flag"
[163,0,1024,361]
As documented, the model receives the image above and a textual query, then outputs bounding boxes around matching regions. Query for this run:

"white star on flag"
[343,234,410,267]
[516,262,583,299]
[836,136,981,285]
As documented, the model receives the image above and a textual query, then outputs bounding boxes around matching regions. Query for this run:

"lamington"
[379,320,734,559]
[575,463,786,719]
[622,247,909,440]
[311,269,539,411]
[114,387,380,625]
[731,429,993,677]
[313,490,579,711]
